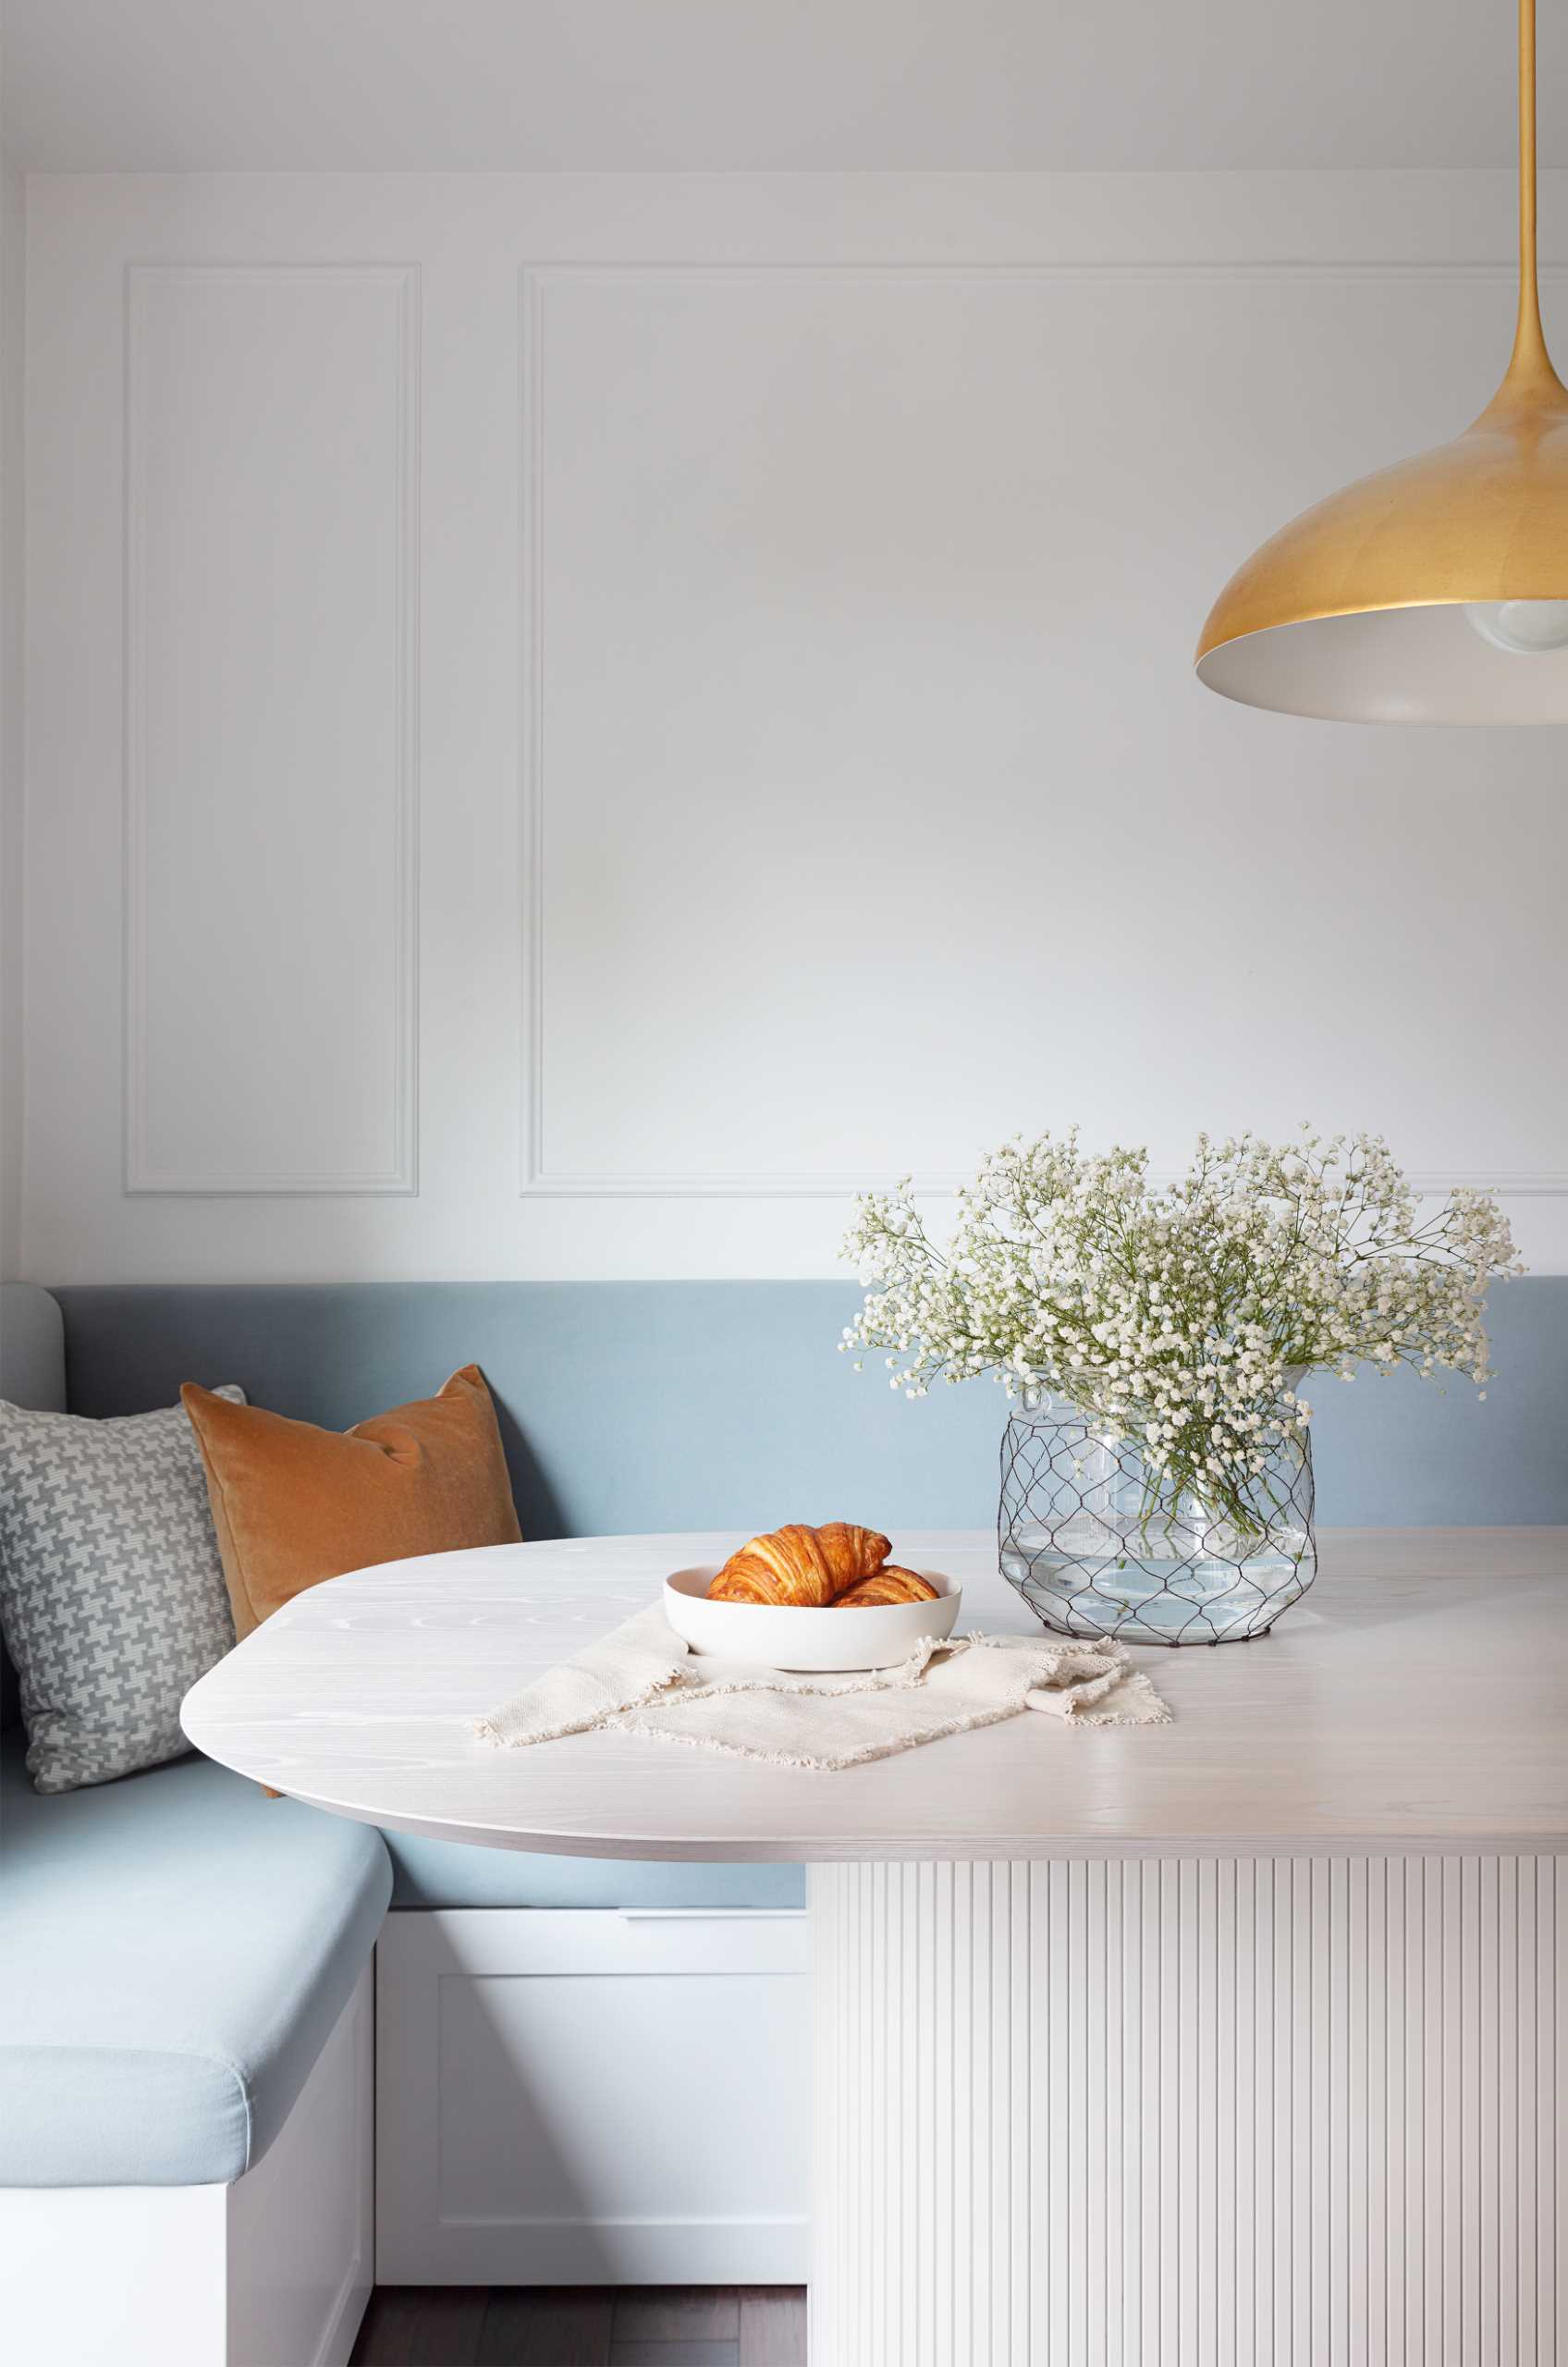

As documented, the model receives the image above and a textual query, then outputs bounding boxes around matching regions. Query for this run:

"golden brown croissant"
[814,1522,893,1588]
[834,1566,939,1608]
[707,1521,891,1606]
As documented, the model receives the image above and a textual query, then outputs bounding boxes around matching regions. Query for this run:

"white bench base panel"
[0,1966,373,2367]
[375,1906,812,2285]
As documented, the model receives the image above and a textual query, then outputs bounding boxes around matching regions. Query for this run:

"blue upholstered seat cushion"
[382,1825,803,1910]
[0,1731,389,2187]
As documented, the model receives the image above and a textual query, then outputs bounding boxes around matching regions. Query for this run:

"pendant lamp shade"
[1195,0,1568,724]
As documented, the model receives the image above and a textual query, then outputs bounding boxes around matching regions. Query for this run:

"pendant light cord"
[1512,0,1559,381]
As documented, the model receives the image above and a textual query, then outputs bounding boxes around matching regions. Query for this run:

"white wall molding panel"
[19,173,1568,1277]
[0,161,24,1277]
[123,262,418,1195]
[812,1856,1565,2367]
[517,257,1568,1205]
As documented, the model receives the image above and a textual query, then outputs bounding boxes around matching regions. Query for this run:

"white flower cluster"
[841,1129,1521,1519]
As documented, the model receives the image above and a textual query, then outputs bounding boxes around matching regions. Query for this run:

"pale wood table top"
[179,1528,1568,1861]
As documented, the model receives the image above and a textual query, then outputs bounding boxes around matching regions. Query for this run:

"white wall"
[0,151,23,1281]
[18,169,1568,1282]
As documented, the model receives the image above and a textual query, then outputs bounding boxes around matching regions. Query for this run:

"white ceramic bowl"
[663,1564,962,1672]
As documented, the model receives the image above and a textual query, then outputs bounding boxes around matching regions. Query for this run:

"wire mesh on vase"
[998,1386,1317,1646]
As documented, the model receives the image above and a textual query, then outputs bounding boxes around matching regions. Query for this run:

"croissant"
[707,1521,891,1606]
[835,1566,940,1608]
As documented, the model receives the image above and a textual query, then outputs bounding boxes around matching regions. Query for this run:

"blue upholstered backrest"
[4,1272,1558,1749]
[1,1285,67,1417]
[43,1276,1568,1533]
[0,1284,67,1726]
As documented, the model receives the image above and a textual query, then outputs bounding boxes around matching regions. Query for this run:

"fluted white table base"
[810,1858,1563,2367]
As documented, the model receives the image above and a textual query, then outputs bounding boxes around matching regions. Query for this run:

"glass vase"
[998,1385,1317,1646]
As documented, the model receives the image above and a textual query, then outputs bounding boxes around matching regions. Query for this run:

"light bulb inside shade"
[1464,599,1568,656]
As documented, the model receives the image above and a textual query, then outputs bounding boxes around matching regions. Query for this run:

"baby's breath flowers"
[842,1130,1521,1538]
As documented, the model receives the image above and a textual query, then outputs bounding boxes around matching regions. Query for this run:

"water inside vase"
[1000,1514,1311,1643]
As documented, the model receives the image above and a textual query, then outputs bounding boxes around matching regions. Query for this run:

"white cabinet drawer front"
[436,1966,808,2224]
[376,1907,810,2286]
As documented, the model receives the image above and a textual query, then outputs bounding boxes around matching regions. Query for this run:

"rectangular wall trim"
[23,172,1568,1281]
[517,260,1568,1202]
[124,263,420,1195]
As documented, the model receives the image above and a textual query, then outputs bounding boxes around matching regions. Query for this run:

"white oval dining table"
[182,1527,1568,2367]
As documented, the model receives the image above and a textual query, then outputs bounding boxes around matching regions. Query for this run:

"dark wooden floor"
[349,2286,807,2366]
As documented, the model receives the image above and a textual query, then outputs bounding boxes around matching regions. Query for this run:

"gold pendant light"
[1194,0,1568,723]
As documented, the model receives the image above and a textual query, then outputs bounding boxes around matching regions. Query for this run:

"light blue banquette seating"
[0,1282,811,2367]
[3,1273,1562,2364]
[2,1290,397,2214]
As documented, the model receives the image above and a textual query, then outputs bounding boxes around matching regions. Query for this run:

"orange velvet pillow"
[181,1365,522,1638]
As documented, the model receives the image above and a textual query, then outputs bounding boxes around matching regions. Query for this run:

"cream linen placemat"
[475,1605,1170,1771]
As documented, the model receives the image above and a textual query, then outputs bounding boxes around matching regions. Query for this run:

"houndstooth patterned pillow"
[0,1389,245,1793]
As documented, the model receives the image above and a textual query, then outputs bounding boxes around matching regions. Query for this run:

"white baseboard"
[374,1907,811,2286]
[0,1968,374,2367]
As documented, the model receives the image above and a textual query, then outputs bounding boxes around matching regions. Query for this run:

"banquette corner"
[0,1279,815,2367]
